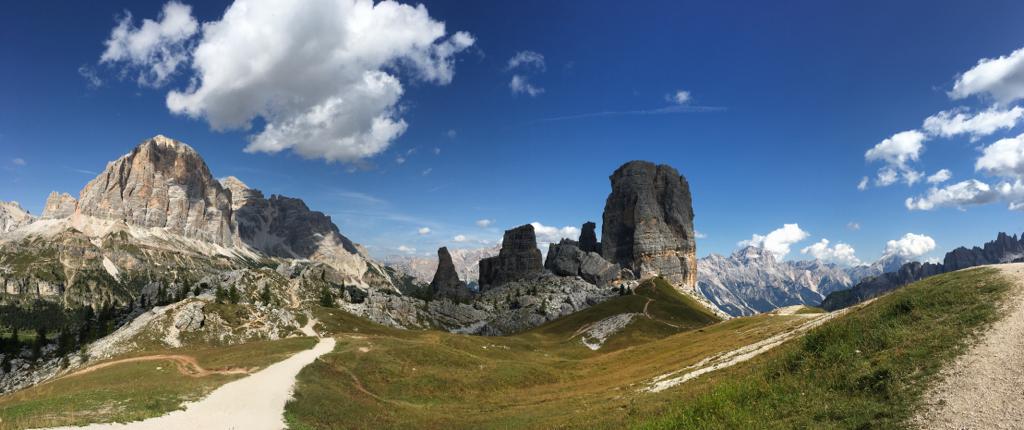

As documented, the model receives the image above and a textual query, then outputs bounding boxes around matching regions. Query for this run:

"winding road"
[46,319,335,430]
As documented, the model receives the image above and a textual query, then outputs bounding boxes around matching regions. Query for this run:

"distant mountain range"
[383,245,500,284]
[696,246,908,316]
[822,232,1024,310]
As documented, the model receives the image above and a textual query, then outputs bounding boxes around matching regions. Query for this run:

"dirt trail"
[61,355,251,380]
[643,298,681,328]
[45,317,335,430]
[644,300,865,393]
[914,263,1024,429]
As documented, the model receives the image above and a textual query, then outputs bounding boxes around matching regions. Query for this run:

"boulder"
[479,224,544,290]
[430,247,473,302]
[544,239,620,287]
[41,192,77,219]
[601,160,697,289]
[173,302,206,332]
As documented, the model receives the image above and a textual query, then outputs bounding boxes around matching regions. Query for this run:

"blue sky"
[3,0,1024,264]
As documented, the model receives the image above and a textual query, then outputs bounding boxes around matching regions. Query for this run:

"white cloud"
[395,156,406,164]
[510,75,544,97]
[694,230,707,239]
[905,179,999,210]
[950,46,1024,104]
[976,133,1024,178]
[667,90,691,105]
[78,65,102,88]
[737,223,810,259]
[418,227,431,235]
[882,233,936,258]
[397,245,416,253]
[507,50,545,71]
[475,219,493,228]
[857,176,869,191]
[445,129,457,139]
[100,1,199,87]
[11,158,26,166]
[865,130,927,186]
[800,238,861,266]
[422,167,433,176]
[433,147,441,155]
[530,222,580,245]
[926,169,952,184]
[923,106,1024,140]
[453,234,467,243]
[103,0,474,163]
[846,222,861,231]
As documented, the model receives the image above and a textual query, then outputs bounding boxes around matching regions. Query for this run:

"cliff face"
[601,161,697,289]
[430,247,473,302]
[41,192,77,219]
[77,135,235,246]
[479,224,544,290]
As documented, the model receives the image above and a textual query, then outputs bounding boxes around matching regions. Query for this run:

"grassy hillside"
[637,267,1011,429]
[0,337,315,429]
[283,279,805,429]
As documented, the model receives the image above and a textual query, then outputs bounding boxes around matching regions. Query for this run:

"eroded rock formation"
[578,221,600,254]
[430,247,473,302]
[77,135,235,246]
[0,201,33,233]
[544,239,620,286]
[601,160,697,288]
[479,224,543,290]
[41,192,77,219]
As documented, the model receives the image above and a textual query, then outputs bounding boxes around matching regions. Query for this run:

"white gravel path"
[45,319,335,430]
[914,264,1024,429]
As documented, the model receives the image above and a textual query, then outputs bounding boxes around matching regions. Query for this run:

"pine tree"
[319,286,335,308]
[228,286,240,304]
[260,285,272,305]
[215,286,226,304]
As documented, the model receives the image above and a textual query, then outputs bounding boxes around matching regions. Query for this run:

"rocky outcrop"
[173,302,206,331]
[578,221,600,254]
[430,247,473,302]
[41,192,77,219]
[944,232,1024,272]
[544,239,620,286]
[479,224,544,290]
[601,161,697,289]
[77,135,235,246]
[0,201,33,233]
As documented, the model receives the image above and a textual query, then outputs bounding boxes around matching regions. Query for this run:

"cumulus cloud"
[418,227,431,235]
[475,219,493,228]
[397,245,416,253]
[453,234,467,243]
[694,230,707,239]
[926,169,952,184]
[737,223,810,259]
[976,133,1024,178]
[865,130,927,186]
[847,222,861,231]
[530,222,580,245]
[78,65,103,88]
[422,168,433,176]
[905,179,999,210]
[506,50,545,71]
[103,0,473,163]
[667,90,691,105]
[100,1,198,87]
[950,46,1024,104]
[882,233,936,258]
[10,158,26,166]
[923,106,1024,140]
[800,239,861,266]
[510,75,544,97]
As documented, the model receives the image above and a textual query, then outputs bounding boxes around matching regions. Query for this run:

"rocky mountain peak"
[478,224,544,290]
[77,135,235,246]
[0,201,33,233]
[41,192,77,219]
[430,247,472,302]
[601,160,697,289]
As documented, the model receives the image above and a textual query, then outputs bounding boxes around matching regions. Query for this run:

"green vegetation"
[638,267,1011,429]
[0,337,315,429]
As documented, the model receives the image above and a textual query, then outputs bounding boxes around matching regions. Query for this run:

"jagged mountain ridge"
[696,246,904,316]
[822,232,1024,310]
[384,245,500,284]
